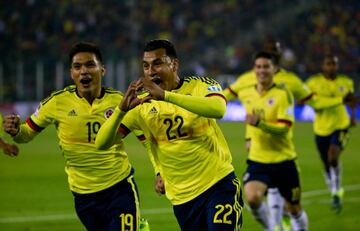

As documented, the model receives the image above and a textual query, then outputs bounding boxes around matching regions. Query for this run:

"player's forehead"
[143,48,170,63]
[323,56,338,65]
[255,57,272,66]
[72,52,98,64]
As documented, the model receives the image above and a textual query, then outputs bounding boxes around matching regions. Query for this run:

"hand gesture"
[3,114,21,136]
[141,76,165,100]
[119,80,151,111]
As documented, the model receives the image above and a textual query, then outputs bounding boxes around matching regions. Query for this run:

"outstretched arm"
[3,115,39,143]
[140,76,226,118]
[95,107,127,150]
[302,94,343,110]
[165,92,226,118]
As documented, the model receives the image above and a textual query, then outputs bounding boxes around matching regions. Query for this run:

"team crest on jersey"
[207,85,221,92]
[104,108,114,119]
[267,97,275,106]
[338,86,345,92]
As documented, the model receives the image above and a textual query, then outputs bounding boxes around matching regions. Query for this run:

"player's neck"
[274,66,280,73]
[77,88,102,105]
[257,81,274,95]
[324,73,336,80]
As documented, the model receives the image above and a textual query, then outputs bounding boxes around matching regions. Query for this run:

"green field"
[0,122,359,231]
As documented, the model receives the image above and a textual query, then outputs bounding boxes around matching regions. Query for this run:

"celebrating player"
[223,39,346,230]
[96,39,243,231]
[3,42,149,231]
[239,51,308,231]
[305,54,356,213]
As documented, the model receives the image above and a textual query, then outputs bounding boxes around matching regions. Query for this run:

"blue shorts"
[243,160,301,204]
[315,129,350,163]
[173,172,243,231]
[72,169,140,231]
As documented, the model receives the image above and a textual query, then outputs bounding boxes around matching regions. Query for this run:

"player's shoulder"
[40,85,77,105]
[337,74,353,82]
[183,76,220,86]
[273,84,294,104]
[277,68,301,80]
[103,87,124,96]
[238,70,255,78]
[306,73,323,83]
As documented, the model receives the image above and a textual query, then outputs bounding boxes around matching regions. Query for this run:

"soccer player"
[96,39,243,231]
[305,54,356,213]
[238,51,308,231]
[223,39,345,230]
[3,42,149,231]
[0,113,19,156]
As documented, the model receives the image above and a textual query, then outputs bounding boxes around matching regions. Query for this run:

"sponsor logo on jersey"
[207,85,221,92]
[104,108,114,119]
[68,109,77,116]
[149,107,158,114]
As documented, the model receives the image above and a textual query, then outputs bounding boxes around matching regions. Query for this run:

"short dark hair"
[323,53,338,61]
[262,39,281,65]
[69,42,103,65]
[253,51,276,64]
[144,39,178,59]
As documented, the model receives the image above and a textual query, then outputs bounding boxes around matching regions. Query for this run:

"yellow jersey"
[238,84,297,163]
[20,85,132,194]
[306,73,353,136]
[121,77,235,205]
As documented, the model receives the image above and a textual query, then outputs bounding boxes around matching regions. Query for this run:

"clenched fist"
[3,114,21,136]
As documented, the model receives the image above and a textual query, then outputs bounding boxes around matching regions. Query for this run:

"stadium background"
[0,1,359,230]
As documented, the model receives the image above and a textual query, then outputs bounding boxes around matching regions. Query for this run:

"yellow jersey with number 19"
[27,85,131,194]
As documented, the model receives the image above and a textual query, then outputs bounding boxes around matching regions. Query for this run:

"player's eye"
[86,62,96,68]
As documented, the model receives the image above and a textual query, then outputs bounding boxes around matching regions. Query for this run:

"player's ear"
[101,65,106,77]
[172,59,179,72]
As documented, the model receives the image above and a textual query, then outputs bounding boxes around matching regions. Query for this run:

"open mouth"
[152,78,162,85]
[80,78,92,85]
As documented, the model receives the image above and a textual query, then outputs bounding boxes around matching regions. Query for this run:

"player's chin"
[78,82,94,90]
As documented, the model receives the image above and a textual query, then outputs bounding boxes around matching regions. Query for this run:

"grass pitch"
[0,122,359,230]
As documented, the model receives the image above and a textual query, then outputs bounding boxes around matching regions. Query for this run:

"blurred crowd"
[0,0,358,82]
